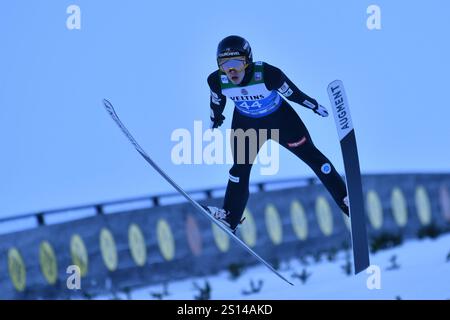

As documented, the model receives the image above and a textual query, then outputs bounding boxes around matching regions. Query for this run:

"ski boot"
[340,196,350,217]
[201,205,239,234]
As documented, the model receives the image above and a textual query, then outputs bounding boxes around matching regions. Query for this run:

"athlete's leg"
[278,105,349,215]
[223,111,265,228]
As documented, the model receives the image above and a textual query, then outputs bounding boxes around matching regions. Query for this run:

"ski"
[327,80,370,274]
[102,99,293,286]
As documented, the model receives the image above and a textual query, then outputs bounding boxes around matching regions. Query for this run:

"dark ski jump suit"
[208,61,348,229]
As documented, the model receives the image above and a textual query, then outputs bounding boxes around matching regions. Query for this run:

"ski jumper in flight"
[204,35,349,233]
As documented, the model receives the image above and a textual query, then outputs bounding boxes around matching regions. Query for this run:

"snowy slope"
[125,234,450,300]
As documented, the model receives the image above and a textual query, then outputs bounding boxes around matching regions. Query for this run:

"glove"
[312,104,329,117]
[210,114,225,129]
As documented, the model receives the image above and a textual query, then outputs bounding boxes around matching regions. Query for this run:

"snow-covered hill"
[124,233,450,300]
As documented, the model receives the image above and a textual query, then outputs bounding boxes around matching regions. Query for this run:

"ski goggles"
[218,57,248,73]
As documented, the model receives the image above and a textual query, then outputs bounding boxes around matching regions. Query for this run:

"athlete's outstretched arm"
[207,71,227,128]
[263,62,328,117]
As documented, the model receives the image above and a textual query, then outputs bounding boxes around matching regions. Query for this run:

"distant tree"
[193,280,211,300]
[299,255,310,266]
[227,262,247,280]
[341,251,352,276]
[370,232,403,253]
[122,286,132,300]
[150,282,170,300]
[386,255,400,271]
[291,268,312,284]
[417,222,443,240]
[81,291,93,300]
[326,247,338,262]
[312,251,322,263]
[242,279,264,295]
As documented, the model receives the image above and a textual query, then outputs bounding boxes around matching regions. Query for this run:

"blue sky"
[1,0,449,217]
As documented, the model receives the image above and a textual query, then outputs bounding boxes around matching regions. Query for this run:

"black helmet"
[216,35,253,66]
